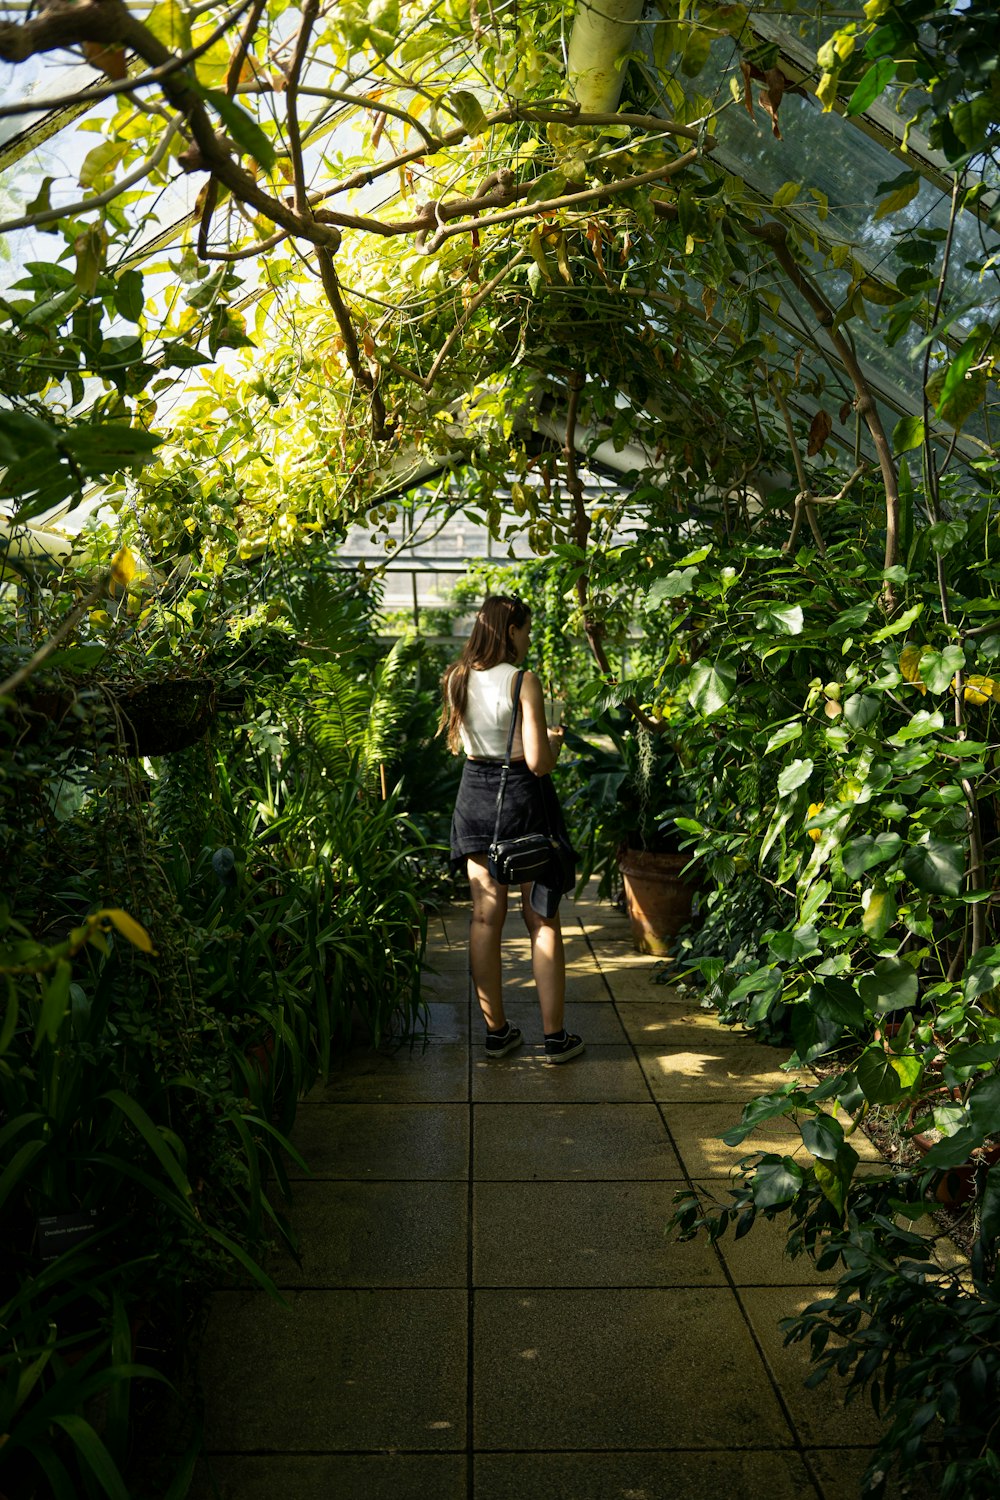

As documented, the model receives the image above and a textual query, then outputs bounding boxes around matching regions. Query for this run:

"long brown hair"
[439,594,531,753]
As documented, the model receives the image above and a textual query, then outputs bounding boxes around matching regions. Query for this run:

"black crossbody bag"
[487,671,564,886]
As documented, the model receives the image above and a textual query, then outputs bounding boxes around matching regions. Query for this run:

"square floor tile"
[658,1102,806,1179]
[417,1001,471,1041]
[617,1001,748,1046]
[191,1455,467,1500]
[475,1451,816,1500]
[321,1044,468,1102]
[201,1290,466,1451]
[738,1288,885,1446]
[474,1289,792,1449]
[636,1043,809,1103]
[269,1181,467,1288]
[474,1182,724,1287]
[474,1102,682,1180]
[472,1046,648,1103]
[689,1181,841,1288]
[288,1103,468,1180]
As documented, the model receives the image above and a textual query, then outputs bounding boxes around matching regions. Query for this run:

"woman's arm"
[518,669,563,776]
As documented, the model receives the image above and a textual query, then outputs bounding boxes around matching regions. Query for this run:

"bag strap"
[491,669,525,846]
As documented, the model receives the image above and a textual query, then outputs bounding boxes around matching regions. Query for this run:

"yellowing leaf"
[963,674,1000,705]
[806,802,824,842]
[110,547,136,588]
[97,908,155,953]
[899,643,928,694]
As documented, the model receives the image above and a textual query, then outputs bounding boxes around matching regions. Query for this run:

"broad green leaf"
[902,837,965,898]
[875,171,920,220]
[772,181,802,207]
[764,720,802,754]
[842,833,902,881]
[871,602,923,642]
[892,414,925,454]
[687,659,737,716]
[754,603,804,635]
[648,567,698,604]
[768,924,819,962]
[800,1113,845,1161]
[844,693,879,730]
[776,758,813,797]
[811,977,864,1029]
[928,519,968,556]
[918,643,965,693]
[979,1161,1000,1245]
[847,57,896,116]
[752,1157,805,1208]
[449,89,487,133]
[862,883,896,940]
[858,957,918,1012]
[722,1089,800,1147]
[856,1046,904,1103]
[889,708,944,744]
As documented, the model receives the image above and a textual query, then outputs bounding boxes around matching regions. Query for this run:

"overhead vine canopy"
[1,0,998,574]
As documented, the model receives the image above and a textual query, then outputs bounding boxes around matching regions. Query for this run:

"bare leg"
[468,856,509,1030]
[521,886,565,1033]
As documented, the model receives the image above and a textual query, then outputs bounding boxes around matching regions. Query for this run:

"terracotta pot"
[617,847,695,956]
[909,1103,1000,1206]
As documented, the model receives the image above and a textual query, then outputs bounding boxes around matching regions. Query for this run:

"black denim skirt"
[450,760,571,869]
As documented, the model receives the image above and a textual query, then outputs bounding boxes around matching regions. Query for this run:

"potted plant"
[564,716,700,954]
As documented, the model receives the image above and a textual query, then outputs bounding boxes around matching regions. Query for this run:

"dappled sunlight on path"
[191,886,914,1500]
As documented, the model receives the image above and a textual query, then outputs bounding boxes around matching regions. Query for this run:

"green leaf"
[103,1089,193,1200]
[687,659,737,716]
[856,1046,904,1103]
[114,270,145,323]
[35,958,72,1048]
[847,57,897,116]
[844,693,880,730]
[874,170,920,220]
[768,924,820,962]
[752,1157,805,1209]
[449,88,487,133]
[764,720,802,754]
[871,602,923,642]
[859,958,918,1013]
[978,1161,1000,1245]
[862,882,896,941]
[842,833,902,881]
[800,1114,845,1161]
[918,643,965,693]
[648,567,698,604]
[754,603,804,635]
[811,977,864,1029]
[203,89,275,171]
[902,837,965,898]
[721,1089,800,1146]
[776,758,813,797]
[772,181,802,207]
[50,1416,130,1500]
[892,414,925,454]
[927,519,968,556]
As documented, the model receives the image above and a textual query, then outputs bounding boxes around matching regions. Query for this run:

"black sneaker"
[485,1023,523,1060]
[544,1031,585,1064]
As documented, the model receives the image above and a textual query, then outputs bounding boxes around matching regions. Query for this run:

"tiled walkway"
[193,888,897,1499]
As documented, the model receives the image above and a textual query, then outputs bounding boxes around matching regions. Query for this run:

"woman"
[441,594,584,1063]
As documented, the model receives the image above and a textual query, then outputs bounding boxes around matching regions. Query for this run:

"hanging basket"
[617,846,696,956]
[109,676,217,757]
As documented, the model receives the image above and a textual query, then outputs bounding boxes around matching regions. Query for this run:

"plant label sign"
[37,1210,99,1263]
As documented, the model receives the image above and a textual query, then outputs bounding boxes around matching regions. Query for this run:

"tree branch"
[284,0,319,218]
[749,221,900,596]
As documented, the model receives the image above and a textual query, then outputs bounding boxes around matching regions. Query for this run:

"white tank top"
[458,663,524,759]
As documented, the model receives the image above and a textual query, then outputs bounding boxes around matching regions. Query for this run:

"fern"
[304,635,419,788]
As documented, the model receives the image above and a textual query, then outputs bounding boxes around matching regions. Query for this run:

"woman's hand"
[547,726,564,760]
